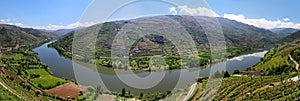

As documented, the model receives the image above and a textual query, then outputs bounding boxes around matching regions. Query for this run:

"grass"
[26,69,66,89]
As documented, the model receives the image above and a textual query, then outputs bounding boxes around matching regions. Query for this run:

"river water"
[33,41,267,94]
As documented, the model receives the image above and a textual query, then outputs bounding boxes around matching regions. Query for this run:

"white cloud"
[0,18,23,26]
[32,22,98,30]
[0,18,97,30]
[169,7,177,15]
[177,5,219,17]
[283,18,290,21]
[0,19,11,22]
[14,23,23,26]
[223,13,300,29]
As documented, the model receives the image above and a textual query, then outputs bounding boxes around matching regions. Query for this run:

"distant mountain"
[53,29,76,36]
[270,28,299,37]
[0,24,57,47]
[280,30,300,43]
[39,28,79,36]
[51,15,281,59]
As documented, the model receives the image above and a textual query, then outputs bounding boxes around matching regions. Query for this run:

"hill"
[279,30,300,43]
[50,15,282,70]
[191,75,300,100]
[0,24,57,47]
[40,28,78,36]
[271,28,299,37]
[254,37,300,75]
[271,28,298,34]
[53,15,280,55]
[53,29,76,36]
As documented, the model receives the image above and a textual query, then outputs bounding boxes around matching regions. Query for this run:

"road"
[183,83,197,101]
[289,54,299,71]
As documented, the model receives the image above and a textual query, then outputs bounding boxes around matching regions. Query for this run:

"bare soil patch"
[45,82,80,99]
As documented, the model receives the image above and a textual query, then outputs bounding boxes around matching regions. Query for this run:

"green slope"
[52,15,281,57]
[51,15,283,70]
[0,24,57,47]
[279,30,300,43]
[254,32,300,75]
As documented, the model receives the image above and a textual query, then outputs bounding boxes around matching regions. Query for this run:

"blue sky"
[0,0,299,30]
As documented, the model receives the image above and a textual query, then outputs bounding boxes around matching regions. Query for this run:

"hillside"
[39,28,78,36]
[191,75,300,100]
[271,28,299,37]
[52,15,281,55]
[254,38,300,75]
[0,24,57,47]
[50,15,282,70]
[279,30,300,43]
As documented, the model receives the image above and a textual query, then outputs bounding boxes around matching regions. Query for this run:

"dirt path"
[183,83,197,101]
[0,80,22,99]
[289,54,299,71]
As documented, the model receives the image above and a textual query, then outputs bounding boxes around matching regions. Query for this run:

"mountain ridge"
[51,15,283,60]
[0,24,57,47]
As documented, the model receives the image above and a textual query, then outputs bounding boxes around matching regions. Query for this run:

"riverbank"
[34,41,268,95]
[0,42,82,100]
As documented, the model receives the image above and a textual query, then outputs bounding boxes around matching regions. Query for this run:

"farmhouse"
[291,76,299,82]
[247,70,264,76]
[0,68,5,75]
[0,47,7,53]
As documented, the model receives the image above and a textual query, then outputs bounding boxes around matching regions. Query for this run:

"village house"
[290,76,299,82]
[0,68,5,75]
[0,46,5,53]
[14,44,20,49]
[232,74,244,77]
[247,70,264,76]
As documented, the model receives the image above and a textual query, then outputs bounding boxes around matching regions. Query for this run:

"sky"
[0,0,300,30]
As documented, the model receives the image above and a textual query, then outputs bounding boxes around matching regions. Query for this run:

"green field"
[26,69,66,89]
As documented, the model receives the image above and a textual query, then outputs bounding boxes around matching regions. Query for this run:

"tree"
[214,70,222,78]
[224,71,231,78]
[131,60,138,68]
[139,92,144,99]
[121,88,125,97]
[113,63,117,69]
[118,63,122,69]
[233,70,240,74]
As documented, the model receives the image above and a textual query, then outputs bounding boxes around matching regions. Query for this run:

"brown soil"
[45,82,80,99]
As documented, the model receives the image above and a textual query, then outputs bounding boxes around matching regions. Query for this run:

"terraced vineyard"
[190,75,300,101]
[0,82,21,101]
[0,70,58,100]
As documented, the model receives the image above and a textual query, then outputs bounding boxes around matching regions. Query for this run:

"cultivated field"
[45,82,81,99]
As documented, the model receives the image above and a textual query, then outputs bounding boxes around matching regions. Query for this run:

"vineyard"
[190,75,300,101]
[0,82,21,101]
[254,40,300,75]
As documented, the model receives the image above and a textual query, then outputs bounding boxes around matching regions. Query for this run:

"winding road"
[289,54,299,71]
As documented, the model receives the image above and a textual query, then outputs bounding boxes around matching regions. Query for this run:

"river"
[33,41,267,94]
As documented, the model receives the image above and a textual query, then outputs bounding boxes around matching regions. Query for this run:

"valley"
[0,15,300,101]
